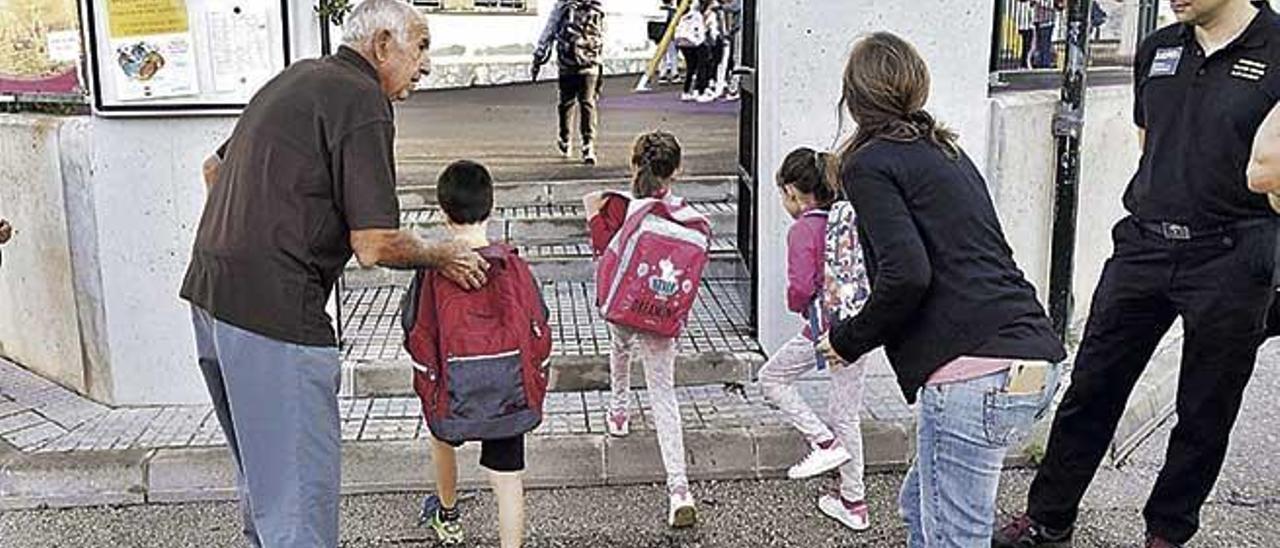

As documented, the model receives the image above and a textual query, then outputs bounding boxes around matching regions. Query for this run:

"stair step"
[343,238,747,285]
[339,278,762,397]
[396,174,738,208]
[400,199,739,244]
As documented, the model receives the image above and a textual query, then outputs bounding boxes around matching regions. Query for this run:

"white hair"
[342,0,423,47]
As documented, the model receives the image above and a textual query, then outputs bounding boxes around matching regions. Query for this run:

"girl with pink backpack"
[583,131,710,529]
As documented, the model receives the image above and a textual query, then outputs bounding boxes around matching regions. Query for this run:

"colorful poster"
[0,0,82,96]
[104,0,198,100]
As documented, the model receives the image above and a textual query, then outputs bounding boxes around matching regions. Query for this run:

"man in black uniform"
[995,1,1280,547]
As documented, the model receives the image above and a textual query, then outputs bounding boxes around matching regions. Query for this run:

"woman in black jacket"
[817,32,1067,547]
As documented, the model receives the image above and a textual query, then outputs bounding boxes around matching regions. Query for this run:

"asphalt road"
[391,77,741,183]
[3,342,1277,548]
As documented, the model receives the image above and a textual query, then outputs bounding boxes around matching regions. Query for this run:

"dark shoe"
[582,145,597,166]
[993,513,1073,547]
[1145,534,1182,548]
[556,139,570,158]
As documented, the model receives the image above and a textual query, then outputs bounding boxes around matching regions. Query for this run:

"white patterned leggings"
[758,332,873,502]
[608,323,689,495]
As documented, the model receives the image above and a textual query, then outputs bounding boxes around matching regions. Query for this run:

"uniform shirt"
[1127,2,1280,226]
[180,46,400,347]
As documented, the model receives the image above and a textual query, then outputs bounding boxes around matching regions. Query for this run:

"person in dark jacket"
[997,1,1280,546]
[534,0,606,165]
[817,32,1066,547]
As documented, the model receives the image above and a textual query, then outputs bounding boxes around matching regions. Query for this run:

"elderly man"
[179,1,486,546]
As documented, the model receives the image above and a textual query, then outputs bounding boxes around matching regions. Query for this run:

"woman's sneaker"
[606,408,630,437]
[787,440,852,479]
[667,487,697,528]
[680,92,697,102]
[420,495,464,545]
[817,494,870,531]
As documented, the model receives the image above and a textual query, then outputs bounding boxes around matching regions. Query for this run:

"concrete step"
[343,237,748,286]
[395,172,738,208]
[400,199,739,245]
[339,279,762,398]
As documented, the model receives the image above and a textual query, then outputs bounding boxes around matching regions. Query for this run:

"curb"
[0,422,911,510]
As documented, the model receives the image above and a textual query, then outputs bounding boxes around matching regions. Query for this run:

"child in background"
[583,131,702,528]
[758,147,873,532]
[420,160,530,548]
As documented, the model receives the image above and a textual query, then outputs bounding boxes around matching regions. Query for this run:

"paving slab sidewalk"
[0,327,1184,511]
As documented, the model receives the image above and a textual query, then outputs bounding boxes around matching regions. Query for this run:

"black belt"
[1135,218,1273,241]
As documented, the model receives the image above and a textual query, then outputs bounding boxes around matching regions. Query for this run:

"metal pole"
[990,0,1007,73]
[1047,0,1095,342]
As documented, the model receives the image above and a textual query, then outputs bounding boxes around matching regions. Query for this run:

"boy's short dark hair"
[436,160,494,224]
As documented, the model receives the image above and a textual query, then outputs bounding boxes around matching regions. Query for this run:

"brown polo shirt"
[181,46,400,347]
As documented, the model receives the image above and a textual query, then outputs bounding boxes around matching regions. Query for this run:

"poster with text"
[106,0,198,100]
[0,0,81,96]
[206,3,274,93]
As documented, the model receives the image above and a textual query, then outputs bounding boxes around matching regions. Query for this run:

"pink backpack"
[595,192,712,338]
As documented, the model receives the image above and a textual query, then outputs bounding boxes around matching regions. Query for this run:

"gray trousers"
[192,306,342,548]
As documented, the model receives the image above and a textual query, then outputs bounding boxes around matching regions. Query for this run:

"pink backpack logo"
[595,192,711,338]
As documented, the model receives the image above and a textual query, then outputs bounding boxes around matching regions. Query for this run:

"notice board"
[83,0,290,115]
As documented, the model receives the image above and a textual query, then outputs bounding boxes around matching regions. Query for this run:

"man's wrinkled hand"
[436,240,490,290]
[815,334,847,368]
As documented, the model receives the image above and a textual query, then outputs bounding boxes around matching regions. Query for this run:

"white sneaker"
[787,441,851,480]
[606,408,630,437]
[818,494,871,531]
[696,91,716,103]
[680,92,696,102]
[667,488,697,528]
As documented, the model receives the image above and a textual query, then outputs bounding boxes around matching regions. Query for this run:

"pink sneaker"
[606,408,630,437]
[818,494,870,531]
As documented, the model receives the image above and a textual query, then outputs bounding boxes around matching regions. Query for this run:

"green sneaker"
[420,495,464,545]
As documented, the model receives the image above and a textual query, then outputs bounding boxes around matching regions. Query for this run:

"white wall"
[0,116,88,394]
[987,86,1138,333]
[84,118,236,404]
[754,0,995,353]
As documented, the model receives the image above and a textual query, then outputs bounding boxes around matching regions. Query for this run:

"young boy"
[421,160,529,548]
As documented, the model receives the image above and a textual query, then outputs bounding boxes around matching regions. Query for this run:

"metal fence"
[989,0,1134,73]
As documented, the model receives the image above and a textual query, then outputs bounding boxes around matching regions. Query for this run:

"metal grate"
[990,0,1127,72]
[400,201,735,228]
[340,279,760,362]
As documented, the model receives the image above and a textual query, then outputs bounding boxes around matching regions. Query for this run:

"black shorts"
[442,435,526,472]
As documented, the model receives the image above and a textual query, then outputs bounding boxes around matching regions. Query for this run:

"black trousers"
[679,45,708,94]
[557,67,601,147]
[1028,216,1278,543]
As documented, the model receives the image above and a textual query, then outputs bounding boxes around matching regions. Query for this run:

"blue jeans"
[900,364,1063,548]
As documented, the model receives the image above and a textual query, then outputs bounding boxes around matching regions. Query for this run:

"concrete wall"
[0,115,234,405]
[986,85,1138,334]
[85,118,236,405]
[754,0,996,353]
[0,116,88,394]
